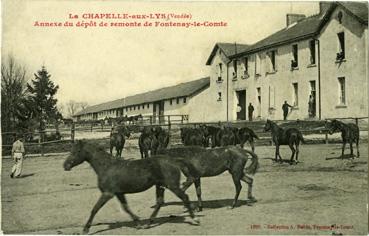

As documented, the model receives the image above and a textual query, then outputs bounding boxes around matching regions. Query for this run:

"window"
[183,97,187,103]
[309,40,316,65]
[337,32,345,60]
[147,104,149,108]
[242,57,249,79]
[255,54,261,75]
[142,104,144,109]
[291,44,298,68]
[138,105,140,110]
[176,98,180,104]
[217,92,222,101]
[268,50,276,72]
[232,60,237,79]
[338,77,346,105]
[292,83,298,106]
[129,107,132,111]
[217,63,223,81]
[134,106,136,110]
[170,99,173,105]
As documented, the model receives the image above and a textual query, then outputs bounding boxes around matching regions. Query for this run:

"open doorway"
[236,90,246,120]
[309,81,316,118]
[257,87,261,118]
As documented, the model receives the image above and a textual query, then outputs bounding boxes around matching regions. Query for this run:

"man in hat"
[282,101,293,120]
[10,134,25,178]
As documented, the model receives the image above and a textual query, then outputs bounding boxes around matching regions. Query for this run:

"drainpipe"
[226,60,231,122]
[314,38,322,120]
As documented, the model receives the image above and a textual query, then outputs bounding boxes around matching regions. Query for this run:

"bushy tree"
[27,66,60,131]
[1,55,30,132]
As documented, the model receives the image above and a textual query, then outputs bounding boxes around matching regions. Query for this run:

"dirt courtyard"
[1,143,368,235]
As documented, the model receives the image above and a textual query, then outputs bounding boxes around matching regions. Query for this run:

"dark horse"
[110,125,130,158]
[237,127,259,152]
[326,119,360,158]
[180,127,207,147]
[63,140,199,234]
[139,126,169,158]
[157,146,259,211]
[264,119,304,164]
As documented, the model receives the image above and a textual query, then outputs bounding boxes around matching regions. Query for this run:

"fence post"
[181,115,184,124]
[71,123,75,143]
[324,120,329,144]
[39,131,44,157]
[91,123,93,132]
[355,118,359,127]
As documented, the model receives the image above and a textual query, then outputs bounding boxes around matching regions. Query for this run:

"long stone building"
[75,2,368,123]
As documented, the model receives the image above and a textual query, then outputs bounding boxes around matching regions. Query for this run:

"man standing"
[282,101,292,120]
[248,103,254,121]
[10,134,25,178]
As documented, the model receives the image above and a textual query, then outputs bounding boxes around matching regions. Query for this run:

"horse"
[263,119,304,164]
[216,127,236,147]
[326,119,360,158]
[202,125,221,148]
[156,145,259,211]
[153,126,170,152]
[110,125,130,158]
[180,127,206,147]
[138,126,156,158]
[237,127,259,152]
[63,140,199,234]
[128,114,143,125]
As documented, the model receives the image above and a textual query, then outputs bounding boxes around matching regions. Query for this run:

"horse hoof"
[247,197,258,203]
[190,217,200,226]
[82,228,89,234]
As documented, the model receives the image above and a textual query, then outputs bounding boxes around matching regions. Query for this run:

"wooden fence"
[2,116,367,156]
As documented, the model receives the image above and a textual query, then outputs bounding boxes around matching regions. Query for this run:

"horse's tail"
[298,132,305,144]
[250,129,259,139]
[243,149,260,176]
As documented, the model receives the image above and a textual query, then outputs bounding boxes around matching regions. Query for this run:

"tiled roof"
[339,1,368,24]
[230,1,368,58]
[206,43,250,65]
[74,77,210,116]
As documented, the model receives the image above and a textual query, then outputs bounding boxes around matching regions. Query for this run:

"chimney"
[286,14,306,27]
[319,2,332,14]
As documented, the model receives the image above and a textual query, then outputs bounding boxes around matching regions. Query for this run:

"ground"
[1,143,367,235]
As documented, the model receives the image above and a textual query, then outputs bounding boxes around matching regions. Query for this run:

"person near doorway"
[248,103,254,121]
[308,95,314,118]
[10,134,26,178]
[282,101,292,120]
[236,104,242,120]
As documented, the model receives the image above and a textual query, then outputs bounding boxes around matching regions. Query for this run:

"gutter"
[226,60,231,121]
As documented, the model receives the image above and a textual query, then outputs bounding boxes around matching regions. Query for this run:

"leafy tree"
[27,66,60,131]
[1,55,30,132]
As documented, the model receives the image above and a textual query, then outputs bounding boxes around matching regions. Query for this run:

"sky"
[2,0,320,113]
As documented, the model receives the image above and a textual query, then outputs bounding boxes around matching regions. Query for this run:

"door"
[159,101,165,124]
[236,90,246,120]
[309,81,316,117]
[257,87,261,118]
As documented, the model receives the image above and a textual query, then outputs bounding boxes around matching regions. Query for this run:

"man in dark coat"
[248,103,254,121]
[282,101,292,120]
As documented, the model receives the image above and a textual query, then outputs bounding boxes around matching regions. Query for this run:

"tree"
[27,66,60,131]
[66,100,88,118]
[1,55,30,132]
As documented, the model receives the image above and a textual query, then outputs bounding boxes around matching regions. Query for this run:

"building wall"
[227,38,320,121]
[318,6,368,119]
[207,48,232,121]
[224,7,367,121]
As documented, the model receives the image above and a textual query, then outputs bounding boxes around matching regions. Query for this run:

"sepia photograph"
[1,0,368,235]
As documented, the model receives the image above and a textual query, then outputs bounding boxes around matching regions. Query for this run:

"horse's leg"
[167,186,199,225]
[194,179,203,212]
[241,175,257,203]
[249,139,255,153]
[349,141,354,158]
[341,142,346,158]
[83,192,114,234]
[356,139,360,158]
[181,177,195,191]
[230,174,242,209]
[116,194,141,227]
[148,185,165,225]
[288,142,296,165]
[110,144,113,157]
[295,142,300,163]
